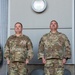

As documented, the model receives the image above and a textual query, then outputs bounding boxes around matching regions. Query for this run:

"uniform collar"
[14,34,23,37]
[49,31,59,35]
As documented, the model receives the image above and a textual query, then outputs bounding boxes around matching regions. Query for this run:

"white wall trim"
[8,0,10,37]
[72,0,74,64]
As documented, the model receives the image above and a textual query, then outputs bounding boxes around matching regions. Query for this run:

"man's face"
[50,21,58,31]
[15,24,22,34]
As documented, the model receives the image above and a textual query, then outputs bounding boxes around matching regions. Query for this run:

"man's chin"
[15,31,22,34]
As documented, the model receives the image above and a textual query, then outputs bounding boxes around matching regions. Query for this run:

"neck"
[15,33,22,36]
[51,30,57,33]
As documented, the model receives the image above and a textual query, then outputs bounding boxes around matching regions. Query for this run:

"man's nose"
[16,27,19,29]
[52,24,55,26]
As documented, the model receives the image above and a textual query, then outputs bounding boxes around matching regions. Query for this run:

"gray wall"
[9,0,72,28]
[0,0,8,50]
[74,0,75,62]
[0,0,8,75]
[8,0,74,64]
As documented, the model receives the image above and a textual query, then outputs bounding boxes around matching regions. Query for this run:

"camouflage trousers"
[44,59,64,75]
[8,62,27,75]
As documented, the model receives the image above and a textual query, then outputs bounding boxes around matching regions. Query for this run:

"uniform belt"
[46,58,62,60]
[12,61,25,63]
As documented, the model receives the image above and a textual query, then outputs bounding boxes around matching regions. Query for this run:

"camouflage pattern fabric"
[44,59,64,75]
[8,62,27,75]
[38,31,71,75]
[4,34,33,62]
[38,31,71,60]
[4,34,33,75]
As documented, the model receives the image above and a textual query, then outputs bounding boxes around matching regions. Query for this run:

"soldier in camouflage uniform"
[38,20,71,75]
[4,22,34,75]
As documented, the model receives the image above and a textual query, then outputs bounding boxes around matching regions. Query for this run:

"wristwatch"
[31,0,47,13]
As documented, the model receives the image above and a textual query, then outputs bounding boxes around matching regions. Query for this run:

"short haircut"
[15,22,23,28]
[50,20,58,26]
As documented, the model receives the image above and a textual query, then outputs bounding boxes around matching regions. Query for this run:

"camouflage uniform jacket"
[38,31,71,60]
[4,34,33,62]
